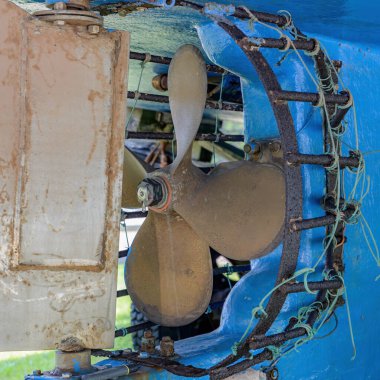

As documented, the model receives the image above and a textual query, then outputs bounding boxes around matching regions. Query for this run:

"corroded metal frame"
[92,2,356,378]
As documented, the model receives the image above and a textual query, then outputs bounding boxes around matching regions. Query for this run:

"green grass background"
[0,264,132,379]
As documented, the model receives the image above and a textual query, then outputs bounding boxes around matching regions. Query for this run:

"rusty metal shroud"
[93,1,354,378]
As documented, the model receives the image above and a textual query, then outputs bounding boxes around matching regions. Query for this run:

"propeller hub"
[137,177,169,210]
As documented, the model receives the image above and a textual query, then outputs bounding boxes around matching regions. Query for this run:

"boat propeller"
[123,44,286,326]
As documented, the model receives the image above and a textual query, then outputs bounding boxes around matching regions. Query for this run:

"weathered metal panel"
[0,0,129,350]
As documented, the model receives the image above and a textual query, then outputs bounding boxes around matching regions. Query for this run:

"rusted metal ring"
[304,38,320,56]
[339,89,354,109]
[279,35,291,52]
[147,174,172,213]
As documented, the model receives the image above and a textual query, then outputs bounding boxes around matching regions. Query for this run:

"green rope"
[266,345,282,360]
[362,149,380,156]
[125,59,148,136]
[229,7,372,359]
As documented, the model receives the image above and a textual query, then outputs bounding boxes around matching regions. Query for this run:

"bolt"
[33,370,42,375]
[137,185,150,205]
[269,141,281,153]
[53,20,65,26]
[152,74,168,92]
[141,329,156,354]
[243,143,252,154]
[53,1,67,10]
[137,178,165,208]
[88,25,100,35]
[269,367,279,380]
[160,336,175,357]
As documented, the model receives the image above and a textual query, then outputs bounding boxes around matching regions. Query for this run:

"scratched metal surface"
[0,0,129,351]
[5,0,380,378]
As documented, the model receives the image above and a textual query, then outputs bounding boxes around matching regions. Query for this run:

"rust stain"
[11,262,105,272]
[0,185,10,204]
[86,90,105,165]
[59,336,85,352]
[79,185,88,203]
[42,317,110,349]
[22,278,31,286]
[102,32,130,273]
[0,2,129,350]
[0,158,9,177]
[87,89,104,102]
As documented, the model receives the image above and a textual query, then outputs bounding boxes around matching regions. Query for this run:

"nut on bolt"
[53,1,67,10]
[88,25,100,35]
[152,74,168,92]
[268,367,279,379]
[137,183,152,206]
[243,143,252,154]
[269,141,281,153]
[137,178,165,208]
[141,329,156,354]
[160,336,175,357]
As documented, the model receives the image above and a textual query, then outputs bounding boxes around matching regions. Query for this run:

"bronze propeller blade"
[126,211,212,326]
[125,45,213,326]
[122,147,153,208]
[174,160,286,261]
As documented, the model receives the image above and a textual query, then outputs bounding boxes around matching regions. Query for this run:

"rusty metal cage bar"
[95,2,354,377]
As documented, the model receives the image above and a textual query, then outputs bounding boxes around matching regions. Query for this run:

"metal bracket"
[245,139,283,165]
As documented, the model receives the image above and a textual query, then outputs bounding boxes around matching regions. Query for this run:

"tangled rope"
[230,6,375,361]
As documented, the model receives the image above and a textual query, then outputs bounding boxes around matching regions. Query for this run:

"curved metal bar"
[313,37,348,285]
[127,91,243,112]
[130,51,226,74]
[125,131,245,142]
[216,19,303,343]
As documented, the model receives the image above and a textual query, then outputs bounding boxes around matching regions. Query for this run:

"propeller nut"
[137,177,167,209]
[141,329,156,354]
[160,336,175,357]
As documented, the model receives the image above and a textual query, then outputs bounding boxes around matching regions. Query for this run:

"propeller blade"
[122,148,153,208]
[125,211,213,326]
[168,45,207,168]
[174,161,286,261]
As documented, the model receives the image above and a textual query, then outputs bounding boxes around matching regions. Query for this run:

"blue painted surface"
[18,0,380,378]
[115,4,380,380]
[123,9,380,377]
